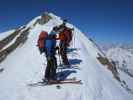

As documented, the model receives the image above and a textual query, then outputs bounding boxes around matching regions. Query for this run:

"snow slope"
[107,47,133,70]
[0,13,132,100]
[106,47,133,92]
[0,31,22,52]
[0,30,15,41]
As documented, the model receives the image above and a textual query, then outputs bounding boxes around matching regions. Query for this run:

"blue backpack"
[45,34,56,57]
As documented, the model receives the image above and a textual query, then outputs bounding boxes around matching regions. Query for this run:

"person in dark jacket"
[56,21,73,67]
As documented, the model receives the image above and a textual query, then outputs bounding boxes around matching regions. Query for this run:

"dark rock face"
[0,12,53,63]
[0,27,30,63]
[97,53,120,81]
[0,29,21,50]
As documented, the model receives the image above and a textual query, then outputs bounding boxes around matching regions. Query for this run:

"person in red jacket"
[56,21,73,66]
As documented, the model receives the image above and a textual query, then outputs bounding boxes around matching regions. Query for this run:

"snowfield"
[0,13,133,100]
[106,47,133,93]
[0,29,15,41]
[107,47,133,70]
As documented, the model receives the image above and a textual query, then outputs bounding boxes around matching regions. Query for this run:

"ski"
[27,81,46,86]
[27,78,82,87]
[47,80,82,85]
[27,77,77,86]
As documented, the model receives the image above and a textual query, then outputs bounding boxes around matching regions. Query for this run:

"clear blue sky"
[0,0,133,44]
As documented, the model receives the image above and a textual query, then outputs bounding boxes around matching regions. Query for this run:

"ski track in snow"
[0,15,133,100]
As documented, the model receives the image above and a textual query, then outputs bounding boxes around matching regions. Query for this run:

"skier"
[56,20,73,67]
[37,28,58,82]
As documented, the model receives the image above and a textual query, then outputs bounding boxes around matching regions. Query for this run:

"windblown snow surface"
[0,29,15,41]
[107,47,133,92]
[0,13,133,100]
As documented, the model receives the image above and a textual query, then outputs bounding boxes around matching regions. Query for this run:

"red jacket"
[37,31,48,48]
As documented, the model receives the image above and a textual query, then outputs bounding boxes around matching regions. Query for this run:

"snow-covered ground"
[106,47,133,92]
[0,13,133,100]
[0,31,22,52]
[107,47,133,70]
[0,30,15,41]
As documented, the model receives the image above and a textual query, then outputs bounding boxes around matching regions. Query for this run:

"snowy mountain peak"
[0,12,133,100]
[107,47,133,63]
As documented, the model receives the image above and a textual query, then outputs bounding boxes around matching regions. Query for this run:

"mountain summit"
[0,12,132,100]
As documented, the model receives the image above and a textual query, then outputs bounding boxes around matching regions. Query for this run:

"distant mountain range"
[99,43,133,54]
[99,43,133,93]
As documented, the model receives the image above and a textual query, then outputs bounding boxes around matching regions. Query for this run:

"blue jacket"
[45,38,56,57]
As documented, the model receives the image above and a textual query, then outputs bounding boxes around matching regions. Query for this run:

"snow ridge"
[0,13,133,100]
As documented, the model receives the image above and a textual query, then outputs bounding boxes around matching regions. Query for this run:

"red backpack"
[59,27,72,41]
[37,31,48,49]
[62,27,72,45]
[66,28,72,44]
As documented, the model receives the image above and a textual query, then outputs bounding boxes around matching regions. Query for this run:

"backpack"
[59,27,73,46]
[45,34,56,57]
[65,28,72,44]
[37,31,48,53]
[37,31,48,49]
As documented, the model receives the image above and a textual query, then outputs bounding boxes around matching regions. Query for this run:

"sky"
[0,0,133,44]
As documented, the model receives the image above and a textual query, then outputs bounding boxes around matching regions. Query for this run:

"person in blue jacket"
[43,27,58,82]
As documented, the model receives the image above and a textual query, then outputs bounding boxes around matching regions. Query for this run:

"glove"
[55,46,59,50]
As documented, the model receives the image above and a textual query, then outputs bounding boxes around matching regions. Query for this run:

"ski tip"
[27,81,47,87]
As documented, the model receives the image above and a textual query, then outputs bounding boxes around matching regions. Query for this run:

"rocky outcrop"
[97,53,120,81]
[0,27,30,63]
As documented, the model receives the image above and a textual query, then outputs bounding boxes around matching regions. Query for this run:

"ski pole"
[73,29,76,49]
[58,48,63,77]
[58,48,62,66]
[71,29,75,58]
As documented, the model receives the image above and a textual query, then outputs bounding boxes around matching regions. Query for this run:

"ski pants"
[59,41,69,65]
[44,51,57,80]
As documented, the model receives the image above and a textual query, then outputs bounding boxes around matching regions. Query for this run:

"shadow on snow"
[69,59,82,65]
[56,70,77,80]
